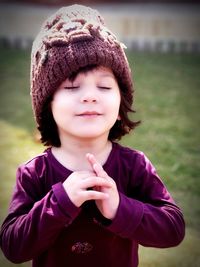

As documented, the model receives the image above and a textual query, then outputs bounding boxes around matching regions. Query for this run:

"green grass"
[0,47,200,266]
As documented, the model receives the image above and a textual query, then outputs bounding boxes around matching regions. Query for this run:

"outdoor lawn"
[0,47,199,266]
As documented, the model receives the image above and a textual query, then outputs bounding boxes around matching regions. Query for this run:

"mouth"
[76,111,102,117]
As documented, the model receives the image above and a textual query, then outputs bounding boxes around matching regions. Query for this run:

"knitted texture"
[30,4,133,125]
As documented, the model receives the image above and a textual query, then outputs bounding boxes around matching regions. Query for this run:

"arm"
[0,166,80,263]
[88,152,185,248]
[0,163,113,263]
[107,192,185,248]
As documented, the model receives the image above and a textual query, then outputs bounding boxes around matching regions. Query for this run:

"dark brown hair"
[37,65,140,147]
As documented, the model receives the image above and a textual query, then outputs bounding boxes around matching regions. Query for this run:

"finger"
[71,171,95,180]
[82,190,109,201]
[82,177,112,189]
[86,153,107,178]
[86,153,96,168]
[76,170,95,177]
[93,163,107,178]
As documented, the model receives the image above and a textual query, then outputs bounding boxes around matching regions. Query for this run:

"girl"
[0,5,185,267]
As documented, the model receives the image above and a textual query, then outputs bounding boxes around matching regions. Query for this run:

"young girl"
[0,4,185,267]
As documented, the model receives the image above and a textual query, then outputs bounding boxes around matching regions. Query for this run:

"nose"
[81,89,98,103]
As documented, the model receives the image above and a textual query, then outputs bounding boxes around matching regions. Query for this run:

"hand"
[63,171,112,207]
[86,153,119,219]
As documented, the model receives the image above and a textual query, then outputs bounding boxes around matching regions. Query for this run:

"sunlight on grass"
[0,120,42,218]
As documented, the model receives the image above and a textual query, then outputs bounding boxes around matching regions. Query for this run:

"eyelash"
[64,86,79,90]
[98,86,111,90]
[64,86,111,90]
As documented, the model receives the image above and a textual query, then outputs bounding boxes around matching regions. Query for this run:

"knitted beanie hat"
[31,4,133,125]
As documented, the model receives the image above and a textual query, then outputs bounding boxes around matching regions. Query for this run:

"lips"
[76,111,102,117]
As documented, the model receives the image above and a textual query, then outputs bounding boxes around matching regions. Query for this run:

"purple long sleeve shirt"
[0,142,185,267]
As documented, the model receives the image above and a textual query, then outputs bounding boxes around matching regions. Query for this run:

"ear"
[117,114,121,120]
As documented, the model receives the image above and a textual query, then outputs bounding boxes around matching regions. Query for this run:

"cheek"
[105,94,121,122]
[109,93,121,112]
[51,97,68,121]
[51,92,71,112]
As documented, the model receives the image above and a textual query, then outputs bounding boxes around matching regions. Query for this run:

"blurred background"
[0,0,200,52]
[0,0,200,267]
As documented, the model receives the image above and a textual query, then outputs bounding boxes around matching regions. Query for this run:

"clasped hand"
[63,154,119,219]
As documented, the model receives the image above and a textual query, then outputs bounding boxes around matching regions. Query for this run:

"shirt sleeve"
[0,166,80,264]
[106,152,185,248]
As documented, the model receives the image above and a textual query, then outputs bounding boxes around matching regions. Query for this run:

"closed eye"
[98,86,111,90]
[64,86,79,90]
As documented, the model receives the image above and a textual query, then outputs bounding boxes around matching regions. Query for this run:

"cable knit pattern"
[30,4,133,125]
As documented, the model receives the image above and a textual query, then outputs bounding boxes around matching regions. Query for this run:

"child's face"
[51,66,121,142]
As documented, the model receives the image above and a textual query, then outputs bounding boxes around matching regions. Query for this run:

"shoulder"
[105,142,147,177]
[111,142,157,177]
[15,148,55,195]
[112,142,147,165]
[113,143,163,190]
[17,148,51,178]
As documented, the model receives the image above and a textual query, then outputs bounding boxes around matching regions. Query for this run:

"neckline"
[46,142,118,174]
